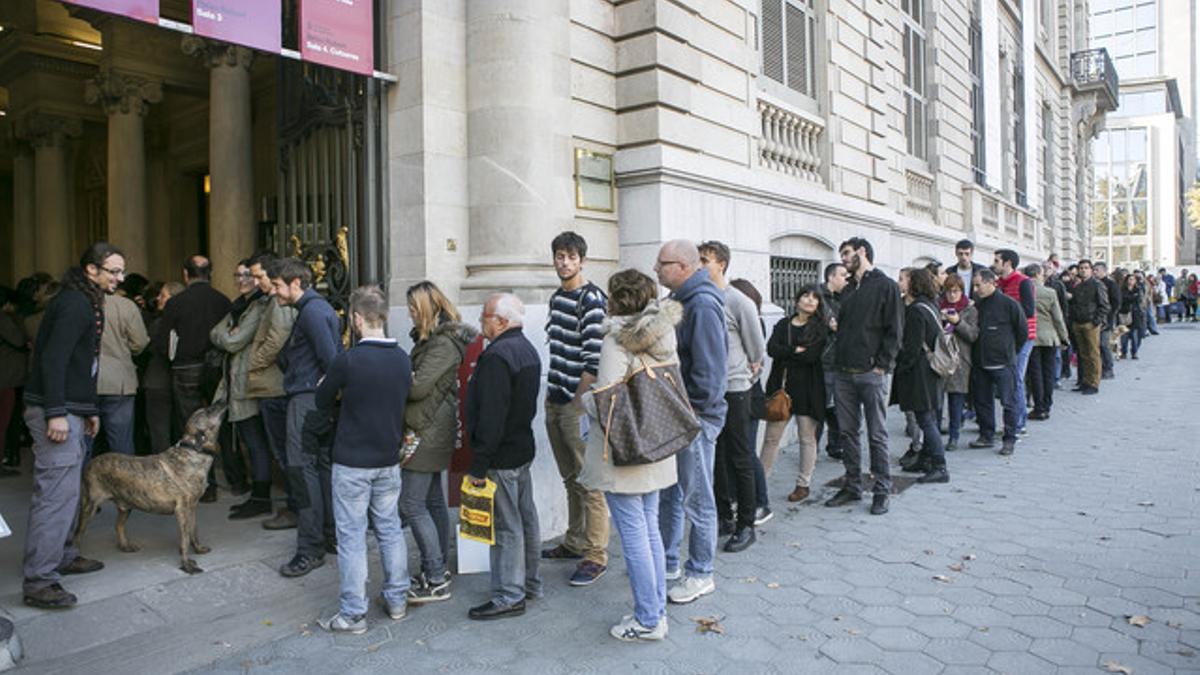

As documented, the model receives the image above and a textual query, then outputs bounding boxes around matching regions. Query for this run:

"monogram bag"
[592,357,700,466]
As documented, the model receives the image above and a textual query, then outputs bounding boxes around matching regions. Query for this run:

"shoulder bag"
[592,356,701,466]
[765,323,793,422]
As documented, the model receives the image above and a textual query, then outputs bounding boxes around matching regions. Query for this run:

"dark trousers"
[259,396,296,511]
[97,395,136,455]
[749,418,769,509]
[914,409,945,470]
[286,393,330,558]
[714,390,757,529]
[971,366,1017,443]
[946,392,967,442]
[834,370,891,496]
[1099,327,1114,376]
[1028,346,1057,415]
[144,386,175,454]
[236,414,273,483]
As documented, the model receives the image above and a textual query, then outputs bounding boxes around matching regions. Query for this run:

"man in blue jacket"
[654,239,727,605]
[270,258,342,578]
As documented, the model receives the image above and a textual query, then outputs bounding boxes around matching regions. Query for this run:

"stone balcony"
[963,183,1050,253]
[1071,48,1119,114]
[756,94,825,186]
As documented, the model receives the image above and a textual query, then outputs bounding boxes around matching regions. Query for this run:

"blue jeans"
[1120,329,1140,357]
[914,409,945,469]
[606,491,666,629]
[489,463,542,606]
[946,392,967,443]
[97,395,136,455]
[1012,340,1033,430]
[1146,306,1158,334]
[331,463,408,618]
[399,469,450,579]
[659,419,720,578]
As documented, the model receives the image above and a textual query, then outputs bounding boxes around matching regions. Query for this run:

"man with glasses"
[152,255,232,502]
[654,239,727,604]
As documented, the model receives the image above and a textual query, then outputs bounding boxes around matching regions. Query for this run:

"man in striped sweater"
[541,231,611,587]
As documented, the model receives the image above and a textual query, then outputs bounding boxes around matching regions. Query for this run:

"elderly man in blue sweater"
[653,239,728,605]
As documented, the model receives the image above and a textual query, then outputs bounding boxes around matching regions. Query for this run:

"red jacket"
[998,271,1037,341]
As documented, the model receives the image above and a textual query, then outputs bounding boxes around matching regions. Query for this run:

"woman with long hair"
[579,269,681,642]
[892,267,949,484]
[1118,273,1145,359]
[401,281,478,604]
[937,274,978,450]
[761,284,828,503]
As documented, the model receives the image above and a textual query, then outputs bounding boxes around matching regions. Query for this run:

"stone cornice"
[85,67,163,116]
[16,113,83,148]
[180,36,254,71]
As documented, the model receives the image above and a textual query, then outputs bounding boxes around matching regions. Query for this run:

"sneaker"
[317,612,367,634]
[610,614,668,642]
[541,544,583,561]
[569,561,607,587]
[380,595,408,620]
[753,506,774,526]
[824,487,862,508]
[407,572,452,605]
[24,583,77,610]
[279,554,325,578]
[667,575,715,604]
[664,567,682,582]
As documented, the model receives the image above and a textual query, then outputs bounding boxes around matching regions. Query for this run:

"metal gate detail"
[770,255,821,308]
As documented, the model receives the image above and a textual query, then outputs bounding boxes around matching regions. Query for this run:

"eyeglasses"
[654,259,683,270]
[234,272,253,279]
[101,266,125,278]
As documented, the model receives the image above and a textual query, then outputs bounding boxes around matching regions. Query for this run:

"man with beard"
[541,231,610,587]
[1068,260,1108,395]
[824,238,903,516]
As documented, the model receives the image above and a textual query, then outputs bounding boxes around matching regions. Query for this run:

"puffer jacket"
[403,320,479,473]
[211,292,271,422]
[579,299,682,495]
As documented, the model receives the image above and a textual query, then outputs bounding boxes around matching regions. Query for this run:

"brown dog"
[73,404,226,574]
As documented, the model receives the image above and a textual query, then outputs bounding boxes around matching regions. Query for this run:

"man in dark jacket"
[825,237,903,516]
[466,293,543,621]
[271,258,343,578]
[819,262,849,459]
[992,249,1037,433]
[153,255,232,501]
[1068,260,1109,395]
[968,269,1028,456]
[1093,262,1119,379]
[22,243,124,609]
[945,239,988,299]
[654,239,726,605]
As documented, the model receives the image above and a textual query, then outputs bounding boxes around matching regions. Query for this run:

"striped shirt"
[546,283,607,404]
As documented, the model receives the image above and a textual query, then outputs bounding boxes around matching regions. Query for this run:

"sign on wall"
[299,0,374,75]
[61,0,159,24]
[192,0,282,54]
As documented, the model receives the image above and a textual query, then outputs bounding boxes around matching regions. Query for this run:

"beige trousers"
[544,401,609,565]
[759,415,820,488]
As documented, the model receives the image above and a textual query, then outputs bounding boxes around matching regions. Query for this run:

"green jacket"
[211,293,272,422]
[1033,284,1070,348]
[404,321,478,473]
[246,297,296,400]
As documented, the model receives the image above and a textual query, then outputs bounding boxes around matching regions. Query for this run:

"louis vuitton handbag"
[592,357,700,466]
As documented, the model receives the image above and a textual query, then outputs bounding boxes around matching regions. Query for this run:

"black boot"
[917,466,950,484]
[230,481,273,520]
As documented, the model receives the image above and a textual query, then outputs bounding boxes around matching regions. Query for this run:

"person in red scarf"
[991,250,1036,434]
[937,275,977,451]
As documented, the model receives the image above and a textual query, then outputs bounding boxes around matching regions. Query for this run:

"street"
[3,324,1198,674]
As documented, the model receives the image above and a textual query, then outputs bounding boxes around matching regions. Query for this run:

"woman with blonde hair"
[401,281,478,604]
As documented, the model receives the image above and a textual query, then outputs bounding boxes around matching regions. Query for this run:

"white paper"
[0,512,11,539]
[456,523,491,575]
[168,329,179,362]
[579,414,590,442]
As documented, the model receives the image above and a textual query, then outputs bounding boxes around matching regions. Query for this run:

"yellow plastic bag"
[459,476,497,545]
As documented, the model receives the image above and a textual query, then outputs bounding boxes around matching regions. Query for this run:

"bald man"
[653,239,727,605]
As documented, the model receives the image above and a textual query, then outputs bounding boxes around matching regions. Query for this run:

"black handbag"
[592,357,700,466]
[749,381,768,420]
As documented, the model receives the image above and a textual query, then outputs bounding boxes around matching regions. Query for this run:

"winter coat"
[1033,284,1070,348]
[0,309,28,390]
[889,299,941,413]
[670,269,728,426]
[943,303,978,395]
[764,315,827,419]
[211,292,271,422]
[403,321,479,473]
[246,298,296,399]
[1118,286,1146,329]
[579,299,681,495]
[97,294,150,396]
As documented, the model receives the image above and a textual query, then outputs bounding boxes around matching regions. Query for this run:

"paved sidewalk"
[6,325,1199,674]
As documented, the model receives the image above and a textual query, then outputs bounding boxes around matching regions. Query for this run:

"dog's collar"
[177,437,204,453]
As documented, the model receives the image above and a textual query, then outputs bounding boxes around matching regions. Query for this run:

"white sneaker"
[664,567,682,581]
[610,614,668,642]
[379,596,407,621]
[667,575,715,604]
[318,612,367,634]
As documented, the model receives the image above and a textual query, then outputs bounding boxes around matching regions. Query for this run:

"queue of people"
[1,232,1176,643]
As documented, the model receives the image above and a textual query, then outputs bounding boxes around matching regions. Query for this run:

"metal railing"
[1070,48,1119,112]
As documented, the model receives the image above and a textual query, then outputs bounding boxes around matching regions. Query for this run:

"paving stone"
[965,626,1032,652]
[1028,637,1101,666]
[1070,626,1141,653]
[866,627,929,652]
[923,637,991,666]
[876,650,944,675]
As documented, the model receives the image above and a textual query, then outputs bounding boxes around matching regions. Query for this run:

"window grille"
[770,256,821,308]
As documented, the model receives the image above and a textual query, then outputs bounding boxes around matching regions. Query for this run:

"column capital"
[181,36,255,71]
[17,113,83,148]
[85,67,163,117]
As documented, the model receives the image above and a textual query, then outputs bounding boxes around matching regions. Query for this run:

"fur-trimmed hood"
[605,299,682,361]
[429,319,479,348]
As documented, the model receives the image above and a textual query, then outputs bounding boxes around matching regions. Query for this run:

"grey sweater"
[722,286,766,393]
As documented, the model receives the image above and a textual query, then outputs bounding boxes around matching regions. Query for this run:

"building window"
[1013,65,1027,207]
[903,0,928,160]
[1041,104,1055,226]
[761,0,817,99]
[1092,127,1149,260]
[969,10,986,185]
[1115,90,1166,117]
[1040,0,1055,37]
[770,256,821,308]
[1090,0,1158,80]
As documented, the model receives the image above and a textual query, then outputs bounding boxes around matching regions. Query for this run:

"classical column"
[86,68,162,273]
[183,37,255,298]
[22,115,83,277]
[461,0,572,304]
[11,145,36,280]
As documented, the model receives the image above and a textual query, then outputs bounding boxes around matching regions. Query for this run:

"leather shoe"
[262,509,298,530]
[968,437,995,449]
[723,527,756,553]
[229,499,272,520]
[58,556,104,575]
[718,517,735,538]
[200,485,218,503]
[279,554,325,578]
[468,599,525,621]
[24,583,77,610]
[897,449,918,467]
[825,447,844,460]
[999,440,1016,456]
[824,487,862,508]
[1081,386,1099,395]
[917,467,950,484]
[787,485,810,502]
[870,493,890,515]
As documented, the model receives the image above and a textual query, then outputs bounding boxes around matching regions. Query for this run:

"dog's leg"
[176,509,203,575]
[115,507,140,552]
[72,490,100,549]
[188,507,210,556]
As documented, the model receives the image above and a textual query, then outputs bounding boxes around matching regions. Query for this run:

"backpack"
[917,303,960,379]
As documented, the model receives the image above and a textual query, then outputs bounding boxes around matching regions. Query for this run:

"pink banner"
[299,0,374,75]
[192,0,281,54]
[61,0,158,24]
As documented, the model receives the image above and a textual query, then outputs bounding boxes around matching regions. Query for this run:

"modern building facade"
[1089,0,1197,269]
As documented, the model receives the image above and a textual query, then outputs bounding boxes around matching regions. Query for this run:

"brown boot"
[262,508,298,530]
[787,486,810,502]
